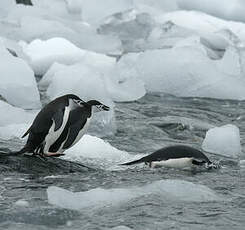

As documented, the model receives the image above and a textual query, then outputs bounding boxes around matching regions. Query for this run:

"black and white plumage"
[121,145,219,169]
[17,94,110,157]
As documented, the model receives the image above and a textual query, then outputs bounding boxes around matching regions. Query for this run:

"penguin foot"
[43,152,65,157]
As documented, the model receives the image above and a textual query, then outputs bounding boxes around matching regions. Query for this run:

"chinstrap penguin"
[16,94,110,157]
[121,145,220,169]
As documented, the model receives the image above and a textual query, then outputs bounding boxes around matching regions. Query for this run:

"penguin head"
[86,100,110,111]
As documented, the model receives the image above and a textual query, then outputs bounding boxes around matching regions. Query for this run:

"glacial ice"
[0,41,41,109]
[202,124,241,159]
[47,179,220,211]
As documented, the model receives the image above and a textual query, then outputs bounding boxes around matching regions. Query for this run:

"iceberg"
[202,124,241,159]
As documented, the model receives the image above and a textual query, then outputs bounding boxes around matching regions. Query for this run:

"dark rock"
[0,150,93,175]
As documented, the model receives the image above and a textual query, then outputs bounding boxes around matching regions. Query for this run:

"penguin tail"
[9,146,33,156]
[120,158,145,166]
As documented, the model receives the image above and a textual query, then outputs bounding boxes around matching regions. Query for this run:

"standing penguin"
[17,94,109,157]
[121,145,219,169]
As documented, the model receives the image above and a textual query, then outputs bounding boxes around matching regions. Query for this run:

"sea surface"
[0,93,245,230]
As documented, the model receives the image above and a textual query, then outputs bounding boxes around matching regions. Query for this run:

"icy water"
[0,93,245,230]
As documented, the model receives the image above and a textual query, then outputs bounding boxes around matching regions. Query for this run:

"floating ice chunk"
[0,0,15,19]
[202,124,241,159]
[216,46,241,76]
[134,0,178,14]
[110,226,132,230]
[178,0,245,23]
[66,0,83,15]
[115,45,245,100]
[0,123,30,140]
[47,179,220,211]
[46,62,112,105]
[0,43,41,109]
[0,100,34,126]
[20,37,86,75]
[62,134,142,169]
[81,0,134,25]
[39,62,67,88]
[64,134,127,160]
[105,76,146,102]
[14,199,29,207]
[240,160,245,167]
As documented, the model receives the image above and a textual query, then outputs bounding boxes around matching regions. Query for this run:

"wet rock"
[0,150,92,175]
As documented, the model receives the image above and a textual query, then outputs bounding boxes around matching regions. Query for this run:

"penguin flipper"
[53,109,65,132]
[120,157,145,166]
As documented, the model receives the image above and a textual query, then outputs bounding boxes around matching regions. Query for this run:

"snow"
[62,134,143,170]
[202,124,241,159]
[47,179,220,211]
[0,41,41,109]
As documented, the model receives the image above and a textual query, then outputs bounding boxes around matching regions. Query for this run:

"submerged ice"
[47,179,220,211]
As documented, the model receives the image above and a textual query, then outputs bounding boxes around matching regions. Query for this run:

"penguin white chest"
[151,157,193,169]
[44,106,70,153]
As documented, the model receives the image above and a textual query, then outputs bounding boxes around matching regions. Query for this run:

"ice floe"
[47,179,220,211]
[62,134,142,170]
[0,41,41,109]
[113,43,245,100]
[178,0,245,22]
[202,124,241,159]
[0,100,35,126]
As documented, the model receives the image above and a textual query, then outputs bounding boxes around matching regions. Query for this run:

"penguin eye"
[73,99,83,106]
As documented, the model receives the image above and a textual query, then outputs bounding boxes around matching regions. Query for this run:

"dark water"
[0,93,245,230]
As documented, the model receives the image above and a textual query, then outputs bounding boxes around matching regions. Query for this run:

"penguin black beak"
[101,105,110,111]
[95,104,110,111]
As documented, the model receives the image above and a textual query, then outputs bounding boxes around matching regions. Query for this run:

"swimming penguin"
[121,145,219,169]
[16,94,110,157]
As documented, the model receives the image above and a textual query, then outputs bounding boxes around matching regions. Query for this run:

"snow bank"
[47,179,220,211]
[0,42,41,109]
[62,134,142,170]
[202,124,241,159]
